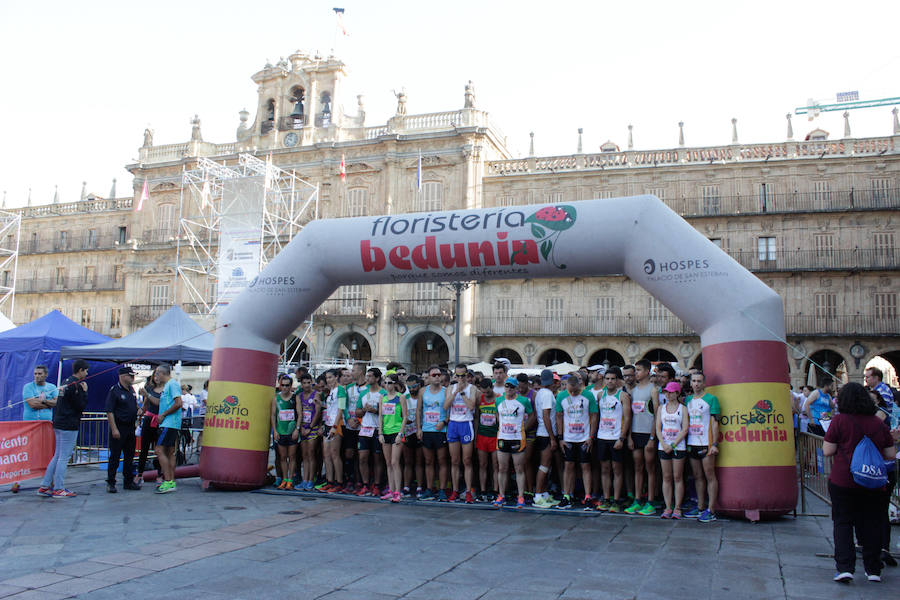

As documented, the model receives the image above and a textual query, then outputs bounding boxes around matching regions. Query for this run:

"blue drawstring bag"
[850,431,888,488]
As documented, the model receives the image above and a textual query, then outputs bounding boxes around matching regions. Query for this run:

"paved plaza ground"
[1,465,897,599]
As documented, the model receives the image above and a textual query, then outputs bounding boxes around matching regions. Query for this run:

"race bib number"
[689,411,703,436]
[689,423,704,436]
[600,417,616,431]
[480,413,496,427]
[631,400,644,413]
[501,422,518,435]
[451,403,468,417]
[278,409,295,422]
[302,409,313,424]
[662,427,679,442]
[424,410,440,424]
[383,403,396,416]
[360,425,375,437]
[567,421,585,435]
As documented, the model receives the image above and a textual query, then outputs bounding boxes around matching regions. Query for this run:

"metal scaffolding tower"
[0,210,20,319]
[176,154,318,363]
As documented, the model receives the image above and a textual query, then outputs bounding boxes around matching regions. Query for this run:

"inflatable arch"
[202,196,796,519]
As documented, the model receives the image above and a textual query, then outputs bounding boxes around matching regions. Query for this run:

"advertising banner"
[0,421,55,485]
[216,177,264,310]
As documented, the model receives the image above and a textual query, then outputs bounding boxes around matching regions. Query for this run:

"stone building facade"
[8,52,899,388]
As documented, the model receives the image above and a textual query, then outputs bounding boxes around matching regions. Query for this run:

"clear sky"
[0,0,897,208]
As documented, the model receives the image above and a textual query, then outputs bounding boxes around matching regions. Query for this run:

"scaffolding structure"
[0,210,20,319]
[176,154,318,364]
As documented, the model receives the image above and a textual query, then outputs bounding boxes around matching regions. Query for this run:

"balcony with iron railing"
[475,314,900,338]
[20,232,125,254]
[279,115,308,130]
[667,188,899,218]
[141,228,179,245]
[728,248,899,272]
[313,298,379,320]
[129,304,171,328]
[392,298,455,321]
[16,276,124,294]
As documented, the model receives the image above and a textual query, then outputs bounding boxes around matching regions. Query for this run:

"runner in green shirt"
[271,374,298,490]
[475,377,500,502]
[380,374,407,503]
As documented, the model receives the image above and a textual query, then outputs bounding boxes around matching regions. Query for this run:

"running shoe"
[341,483,355,494]
[672,508,684,520]
[420,489,435,501]
[153,481,172,494]
[698,510,717,523]
[660,509,673,519]
[866,573,881,582]
[437,489,449,502]
[465,490,474,504]
[545,495,560,507]
[284,480,294,490]
[367,484,379,497]
[682,507,700,519]
[533,495,555,509]
[833,572,853,583]
[516,496,526,509]
[276,480,286,490]
[555,495,572,510]
[582,495,595,512]
[596,499,612,512]
[380,489,394,500]
[608,501,621,514]
[314,481,328,491]
[391,491,401,503]
[638,502,657,516]
[274,478,283,488]
[448,490,459,502]
[624,499,643,514]
[415,487,424,498]
[52,488,77,497]
[401,487,412,498]
[37,486,53,497]
[492,495,505,507]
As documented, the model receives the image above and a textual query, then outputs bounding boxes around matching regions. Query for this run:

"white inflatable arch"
[202,196,796,519]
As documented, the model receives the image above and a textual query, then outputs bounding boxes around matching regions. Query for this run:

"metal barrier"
[70,411,156,466]
[798,430,900,513]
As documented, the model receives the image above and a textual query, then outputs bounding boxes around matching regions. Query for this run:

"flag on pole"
[340,153,346,181]
[200,177,211,210]
[333,8,349,36]
[416,150,422,191]
[136,180,148,211]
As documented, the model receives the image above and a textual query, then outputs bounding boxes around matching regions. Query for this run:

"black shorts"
[276,434,298,447]
[358,433,382,454]
[422,431,447,450]
[383,433,400,445]
[688,445,709,460]
[658,448,687,461]
[594,439,624,462]
[497,439,524,454]
[157,427,178,447]
[631,433,652,449]
[404,431,422,449]
[342,429,360,452]
[562,441,592,463]
[534,436,551,452]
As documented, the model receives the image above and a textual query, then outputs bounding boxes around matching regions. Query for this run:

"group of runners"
[271,359,721,522]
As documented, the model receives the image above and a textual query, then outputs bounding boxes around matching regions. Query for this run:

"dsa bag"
[849,419,888,488]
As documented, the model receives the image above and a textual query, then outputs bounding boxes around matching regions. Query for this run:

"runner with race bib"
[554,372,598,510]
[656,381,688,519]
[494,377,534,509]
[684,372,721,523]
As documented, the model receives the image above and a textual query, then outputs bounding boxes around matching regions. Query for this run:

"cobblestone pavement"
[1,466,897,599]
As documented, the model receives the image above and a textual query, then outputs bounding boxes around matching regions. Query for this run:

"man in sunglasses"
[271,374,299,489]
[494,377,535,509]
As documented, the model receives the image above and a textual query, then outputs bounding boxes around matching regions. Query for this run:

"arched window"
[265,99,275,121]
[262,99,276,134]
[289,86,305,125]
[319,91,332,126]
[416,181,443,212]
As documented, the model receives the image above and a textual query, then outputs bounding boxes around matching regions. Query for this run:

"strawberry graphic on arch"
[525,205,577,269]
[754,399,773,413]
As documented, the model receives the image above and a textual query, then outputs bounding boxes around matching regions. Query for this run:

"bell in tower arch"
[290,87,305,120]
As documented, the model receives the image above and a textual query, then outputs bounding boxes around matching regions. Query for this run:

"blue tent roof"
[61,306,213,365]
[0,310,115,421]
[0,309,110,352]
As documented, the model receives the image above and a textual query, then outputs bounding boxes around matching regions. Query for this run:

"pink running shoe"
[660,508,673,519]
[380,489,394,500]
[52,489,77,498]
[391,491,401,503]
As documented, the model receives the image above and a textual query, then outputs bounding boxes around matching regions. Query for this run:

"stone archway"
[324,326,375,362]
[587,348,625,367]
[490,348,523,364]
[804,348,847,386]
[397,325,454,373]
[642,348,678,364]
[538,348,573,366]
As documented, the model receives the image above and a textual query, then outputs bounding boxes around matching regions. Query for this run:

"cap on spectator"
[540,369,554,386]
[494,357,511,368]
[664,382,682,393]
[587,364,606,372]
[118,365,136,376]
[553,373,561,381]
[505,376,519,387]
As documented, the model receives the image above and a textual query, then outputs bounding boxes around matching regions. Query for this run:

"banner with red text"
[0,421,55,485]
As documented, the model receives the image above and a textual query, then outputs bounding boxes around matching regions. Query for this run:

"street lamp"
[438,280,476,367]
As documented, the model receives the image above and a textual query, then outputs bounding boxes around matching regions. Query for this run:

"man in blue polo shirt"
[23,365,58,421]
[154,363,182,494]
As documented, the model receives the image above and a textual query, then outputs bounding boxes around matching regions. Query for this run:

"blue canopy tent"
[60,306,213,366]
[0,310,118,421]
